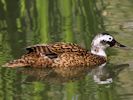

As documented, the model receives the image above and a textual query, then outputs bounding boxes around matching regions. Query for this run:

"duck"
[4,32,126,68]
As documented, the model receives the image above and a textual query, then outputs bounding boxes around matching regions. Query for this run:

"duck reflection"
[18,66,91,84]
[92,63,129,84]
[18,63,129,84]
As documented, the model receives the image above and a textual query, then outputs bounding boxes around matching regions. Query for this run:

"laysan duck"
[4,32,126,69]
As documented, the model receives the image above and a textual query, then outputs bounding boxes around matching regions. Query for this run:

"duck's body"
[4,33,125,68]
[6,42,106,68]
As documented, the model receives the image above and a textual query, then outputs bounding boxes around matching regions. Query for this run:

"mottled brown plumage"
[4,42,106,68]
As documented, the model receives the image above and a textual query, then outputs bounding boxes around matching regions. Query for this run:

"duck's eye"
[109,38,112,40]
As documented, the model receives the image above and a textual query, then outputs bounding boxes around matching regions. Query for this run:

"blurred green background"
[0,0,133,100]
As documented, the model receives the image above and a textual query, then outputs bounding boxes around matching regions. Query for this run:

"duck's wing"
[26,42,88,59]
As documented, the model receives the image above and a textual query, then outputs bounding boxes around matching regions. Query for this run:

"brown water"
[0,0,133,100]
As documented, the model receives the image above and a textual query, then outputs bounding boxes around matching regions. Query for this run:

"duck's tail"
[2,58,29,68]
[3,52,54,68]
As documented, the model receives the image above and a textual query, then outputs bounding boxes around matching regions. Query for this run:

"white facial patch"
[100,35,113,42]
[92,34,113,46]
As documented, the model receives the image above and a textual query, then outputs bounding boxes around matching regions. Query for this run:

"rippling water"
[0,0,133,100]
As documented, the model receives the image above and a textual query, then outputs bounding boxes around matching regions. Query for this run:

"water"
[0,0,133,100]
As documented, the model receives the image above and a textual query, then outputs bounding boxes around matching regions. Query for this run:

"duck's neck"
[91,46,107,57]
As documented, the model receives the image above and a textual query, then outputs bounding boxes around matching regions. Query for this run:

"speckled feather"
[4,42,106,68]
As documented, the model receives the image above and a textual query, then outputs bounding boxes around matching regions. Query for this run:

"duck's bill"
[109,39,126,48]
[115,41,126,48]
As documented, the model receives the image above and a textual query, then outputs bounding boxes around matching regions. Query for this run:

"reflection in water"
[18,67,90,84]
[11,63,128,100]
[18,63,128,84]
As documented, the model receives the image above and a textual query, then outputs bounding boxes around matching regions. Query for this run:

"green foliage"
[36,0,50,43]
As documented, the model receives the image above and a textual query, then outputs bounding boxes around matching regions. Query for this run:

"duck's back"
[26,42,88,56]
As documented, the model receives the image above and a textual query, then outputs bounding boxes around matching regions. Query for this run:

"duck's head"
[91,32,126,57]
